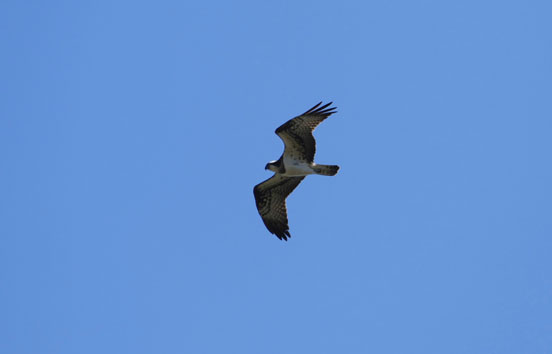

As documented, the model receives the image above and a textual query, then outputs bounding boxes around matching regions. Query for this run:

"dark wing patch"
[253,174,305,240]
[275,102,337,163]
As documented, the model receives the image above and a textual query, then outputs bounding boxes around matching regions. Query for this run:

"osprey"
[253,102,340,241]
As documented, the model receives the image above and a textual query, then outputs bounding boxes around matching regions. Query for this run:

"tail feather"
[313,164,339,176]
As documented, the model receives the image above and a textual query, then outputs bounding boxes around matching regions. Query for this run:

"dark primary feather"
[275,102,337,163]
[253,175,305,240]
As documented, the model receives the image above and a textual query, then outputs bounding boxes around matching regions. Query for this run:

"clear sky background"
[2,1,551,353]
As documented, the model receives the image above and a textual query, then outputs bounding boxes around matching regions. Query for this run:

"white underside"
[282,156,316,176]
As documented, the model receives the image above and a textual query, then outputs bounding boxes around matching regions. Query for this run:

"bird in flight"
[253,102,340,241]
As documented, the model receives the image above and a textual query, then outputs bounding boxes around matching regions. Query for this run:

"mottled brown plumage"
[275,102,337,163]
[253,175,305,240]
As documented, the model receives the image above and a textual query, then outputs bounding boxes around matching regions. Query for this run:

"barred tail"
[313,164,340,176]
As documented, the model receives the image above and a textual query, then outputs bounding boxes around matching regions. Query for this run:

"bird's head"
[265,161,279,172]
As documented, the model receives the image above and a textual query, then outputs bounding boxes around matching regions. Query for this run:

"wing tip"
[303,101,337,116]
[275,101,338,134]
[275,230,291,241]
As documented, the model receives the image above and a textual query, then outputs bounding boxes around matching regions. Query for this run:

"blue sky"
[2,1,551,353]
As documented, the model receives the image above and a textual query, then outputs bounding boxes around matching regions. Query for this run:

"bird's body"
[253,102,340,240]
[266,155,327,177]
[280,159,316,177]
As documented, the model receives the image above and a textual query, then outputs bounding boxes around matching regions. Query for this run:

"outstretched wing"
[275,102,337,163]
[253,174,305,240]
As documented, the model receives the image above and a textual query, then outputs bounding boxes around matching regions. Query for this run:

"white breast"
[282,156,315,176]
